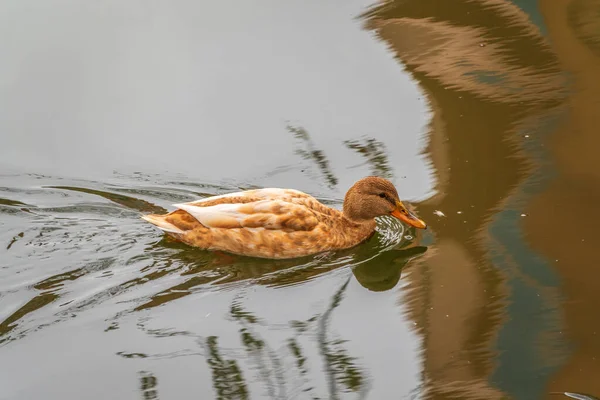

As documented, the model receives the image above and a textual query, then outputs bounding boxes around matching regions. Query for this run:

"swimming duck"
[142,176,426,259]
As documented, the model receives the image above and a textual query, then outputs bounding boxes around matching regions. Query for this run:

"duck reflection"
[352,244,427,292]
[134,230,427,311]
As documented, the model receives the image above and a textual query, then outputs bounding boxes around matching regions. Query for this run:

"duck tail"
[141,214,185,234]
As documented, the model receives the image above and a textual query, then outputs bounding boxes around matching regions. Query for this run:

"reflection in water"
[532,0,600,395]
[1,257,118,340]
[361,0,575,398]
[0,293,58,342]
[555,393,600,400]
[0,178,425,348]
[353,245,426,292]
[47,186,168,213]
[362,0,566,105]
[2,0,599,397]
[289,125,397,186]
[131,216,419,311]
[139,371,160,400]
[567,0,600,57]
[344,138,393,179]
[0,198,27,207]
[205,336,249,400]
[0,175,426,397]
[288,125,339,189]
[193,242,424,397]
[200,279,369,399]
[317,278,366,399]
[129,272,396,399]
[6,231,24,250]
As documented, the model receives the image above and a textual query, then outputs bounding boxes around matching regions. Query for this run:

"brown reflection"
[567,0,600,57]
[535,0,600,396]
[361,0,568,398]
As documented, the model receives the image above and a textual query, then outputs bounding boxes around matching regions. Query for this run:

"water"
[1,0,600,399]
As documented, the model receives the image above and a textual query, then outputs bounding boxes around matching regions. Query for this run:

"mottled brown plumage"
[142,177,426,259]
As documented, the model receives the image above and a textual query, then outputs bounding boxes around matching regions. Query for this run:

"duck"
[141,176,427,259]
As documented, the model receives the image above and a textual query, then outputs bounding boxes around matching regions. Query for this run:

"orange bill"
[391,201,427,229]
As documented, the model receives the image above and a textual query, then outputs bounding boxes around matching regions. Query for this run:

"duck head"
[343,176,427,229]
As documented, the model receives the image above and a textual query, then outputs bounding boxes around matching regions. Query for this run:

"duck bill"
[391,201,427,229]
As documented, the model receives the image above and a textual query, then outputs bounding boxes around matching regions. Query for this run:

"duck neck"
[343,214,377,233]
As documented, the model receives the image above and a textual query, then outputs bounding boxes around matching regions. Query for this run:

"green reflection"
[0,258,115,343]
[0,293,58,342]
[205,336,249,400]
[231,301,261,325]
[6,231,24,250]
[317,278,364,398]
[48,186,167,213]
[344,137,393,179]
[234,303,285,399]
[139,371,159,400]
[200,278,372,399]
[288,125,338,188]
[0,197,27,207]
[352,245,427,292]
[288,338,308,373]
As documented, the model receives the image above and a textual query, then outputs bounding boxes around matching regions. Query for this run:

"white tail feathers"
[141,215,184,234]
[172,202,245,229]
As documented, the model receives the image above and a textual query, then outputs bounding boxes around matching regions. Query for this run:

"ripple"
[0,175,428,352]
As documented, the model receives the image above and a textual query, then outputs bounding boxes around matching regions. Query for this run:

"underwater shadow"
[132,224,428,311]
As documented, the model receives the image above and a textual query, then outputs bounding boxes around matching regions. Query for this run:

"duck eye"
[378,193,386,198]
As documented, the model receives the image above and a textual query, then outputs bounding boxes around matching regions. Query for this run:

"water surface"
[1,0,600,399]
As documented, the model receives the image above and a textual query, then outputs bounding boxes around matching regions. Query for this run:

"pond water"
[1,0,600,399]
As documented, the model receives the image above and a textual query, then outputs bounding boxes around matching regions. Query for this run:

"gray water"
[2,0,600,399]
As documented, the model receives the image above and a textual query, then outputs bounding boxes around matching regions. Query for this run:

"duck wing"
[172,199,320,232]
[142,188,338,235]
[186,188,313,207]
